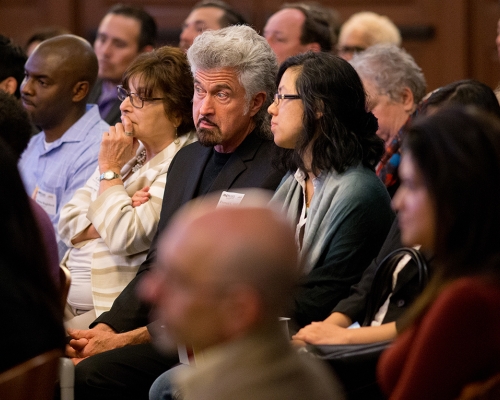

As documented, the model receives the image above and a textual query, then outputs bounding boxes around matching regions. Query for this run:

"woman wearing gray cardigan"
[269,52,394,328]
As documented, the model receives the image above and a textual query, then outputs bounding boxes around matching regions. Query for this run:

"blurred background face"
[337,28,369,61]
[179,7,223,53]
[392,153,436,251]
[94,13,141,84]
[264,8,308,65]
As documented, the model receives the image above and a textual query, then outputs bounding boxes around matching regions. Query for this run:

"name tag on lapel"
[217,191,245,207]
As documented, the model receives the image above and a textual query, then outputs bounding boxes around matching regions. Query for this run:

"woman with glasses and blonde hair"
[59,47,196,329]
[269,51,394,328]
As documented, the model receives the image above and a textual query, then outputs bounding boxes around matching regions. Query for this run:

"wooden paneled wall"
[1,0,500,92]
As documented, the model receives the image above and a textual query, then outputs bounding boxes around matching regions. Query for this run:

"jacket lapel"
[209,132,261,192]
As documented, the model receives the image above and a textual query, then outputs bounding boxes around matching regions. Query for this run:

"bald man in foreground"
[19,35,109,259]
[139,196,345,400]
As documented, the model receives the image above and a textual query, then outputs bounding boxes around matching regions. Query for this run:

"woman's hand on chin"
[99,117,139,173]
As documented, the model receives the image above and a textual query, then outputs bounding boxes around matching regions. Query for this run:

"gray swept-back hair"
[350,43,426,105]
[187,25,278,137]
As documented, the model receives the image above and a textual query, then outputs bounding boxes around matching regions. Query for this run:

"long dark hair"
[399,106,500,329]
[275,52,384,175]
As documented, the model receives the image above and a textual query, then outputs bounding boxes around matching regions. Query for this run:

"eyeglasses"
[336,45,366,56]
[273,93,301,106]
[117,85,165,109]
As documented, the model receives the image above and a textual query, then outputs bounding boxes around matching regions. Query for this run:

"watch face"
[104,171,114,179]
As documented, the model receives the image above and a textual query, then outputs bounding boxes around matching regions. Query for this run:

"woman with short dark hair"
[269,52,394,328]
[378,106,500,399]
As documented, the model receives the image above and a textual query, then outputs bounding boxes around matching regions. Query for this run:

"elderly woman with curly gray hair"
[350,44,426,197]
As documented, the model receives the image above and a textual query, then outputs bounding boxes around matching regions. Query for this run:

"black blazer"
[332,216,424,326]
[87,79,122,126]
[92,131,284,332]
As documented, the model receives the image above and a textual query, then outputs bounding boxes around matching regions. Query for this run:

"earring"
[174,126,180,145]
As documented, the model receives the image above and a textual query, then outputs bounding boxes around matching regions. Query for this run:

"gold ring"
[124,131,134,137]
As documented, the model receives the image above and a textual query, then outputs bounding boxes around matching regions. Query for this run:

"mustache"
[21,96,35,106]
[197,117,218,128]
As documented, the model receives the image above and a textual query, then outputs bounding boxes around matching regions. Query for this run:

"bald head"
[21,34,98,136]
[33,34,98,91]
[140,193,300,351]
[171,203,299,307]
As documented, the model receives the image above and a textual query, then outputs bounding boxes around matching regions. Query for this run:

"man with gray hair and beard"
[68,25,284,400]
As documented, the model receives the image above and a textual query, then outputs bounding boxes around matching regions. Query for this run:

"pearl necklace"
[132,150,147,173]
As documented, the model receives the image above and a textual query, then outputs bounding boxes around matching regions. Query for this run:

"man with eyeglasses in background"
[88,4,157,125]
[18,35,108,260]
[336,11,401,61]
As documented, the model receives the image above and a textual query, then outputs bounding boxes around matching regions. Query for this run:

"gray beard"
[197,127,223,147]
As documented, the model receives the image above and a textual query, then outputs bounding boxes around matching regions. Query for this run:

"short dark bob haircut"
[276,51,384,175]
[122,46,195,136]
[405,106,500,274]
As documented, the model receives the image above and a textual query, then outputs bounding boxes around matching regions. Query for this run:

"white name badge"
[34,187,57,216]
[217,191,245,207]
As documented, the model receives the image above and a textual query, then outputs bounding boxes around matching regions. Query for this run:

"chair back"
[0,349,61,400]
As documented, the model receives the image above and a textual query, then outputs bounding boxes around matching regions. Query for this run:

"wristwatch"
[99,171,121,181]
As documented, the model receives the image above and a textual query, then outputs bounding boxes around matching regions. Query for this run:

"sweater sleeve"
[87,171,166,256]
[58,168,98,248]
[378,278,500,400]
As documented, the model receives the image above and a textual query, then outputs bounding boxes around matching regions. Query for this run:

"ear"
[0,76,19,96]
[248,92,266,118]
[72,81,90,102]
[315,99,324,119]
[172,113,183,130]
[401,87,416,113]
[141,45,154,54]
[221,287,262,337]
[305,42,321,53]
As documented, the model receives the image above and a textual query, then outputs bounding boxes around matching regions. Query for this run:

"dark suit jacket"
[332,216,425,327]
[87,79,122,126]
[92,131,284,332]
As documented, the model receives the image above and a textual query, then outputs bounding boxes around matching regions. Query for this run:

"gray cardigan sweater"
[272,164,395,327]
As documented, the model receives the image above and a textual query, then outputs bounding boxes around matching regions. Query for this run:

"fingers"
[121,116,133,137]
[65,344,78,358]
[69,338,89,351]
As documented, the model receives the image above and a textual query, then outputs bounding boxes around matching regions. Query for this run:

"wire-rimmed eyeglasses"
[273,93,301,106]
[117,85,165,109]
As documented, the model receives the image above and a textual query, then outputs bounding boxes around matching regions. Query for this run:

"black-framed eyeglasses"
[117,85,165,109]
[273,93,301,106]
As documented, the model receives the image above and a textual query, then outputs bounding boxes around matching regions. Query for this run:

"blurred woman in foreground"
[378,106,500,399]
